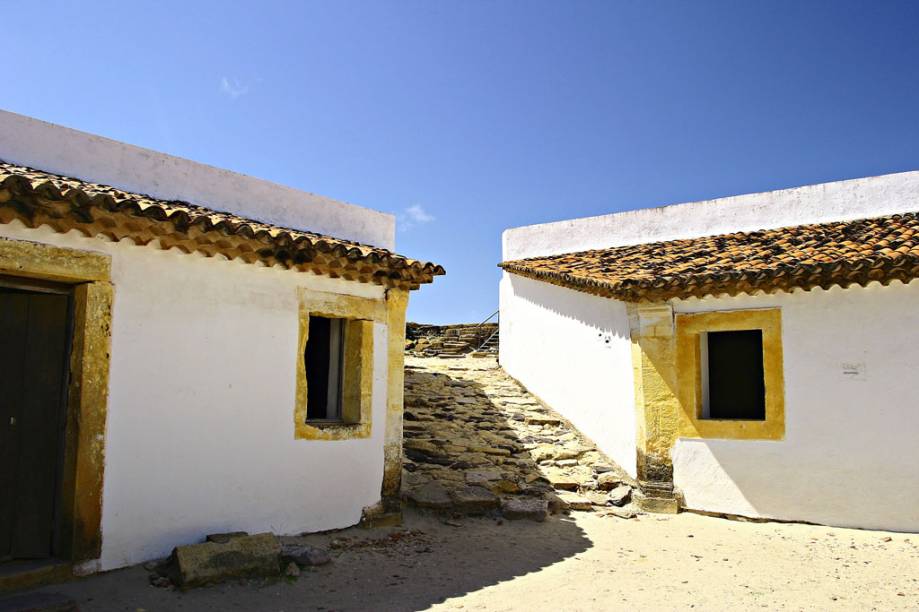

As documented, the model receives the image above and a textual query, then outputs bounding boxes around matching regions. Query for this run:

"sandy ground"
[15,508,918,611]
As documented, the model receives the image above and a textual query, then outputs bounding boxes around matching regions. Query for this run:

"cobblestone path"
[401,355,639,520]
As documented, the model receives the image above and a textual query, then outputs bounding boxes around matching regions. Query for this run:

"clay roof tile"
[499,211,919,301]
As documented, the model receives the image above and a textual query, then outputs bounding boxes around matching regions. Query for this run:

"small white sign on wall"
[841,362,867,381]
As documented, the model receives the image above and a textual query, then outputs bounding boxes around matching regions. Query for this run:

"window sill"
[295,420,371,441]
[680,418,784,441]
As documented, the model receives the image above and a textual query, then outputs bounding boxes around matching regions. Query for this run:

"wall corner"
[629,302,681,512]
[382,288,410,502]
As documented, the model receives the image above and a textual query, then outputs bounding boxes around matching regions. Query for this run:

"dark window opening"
[702,329,766,420]
[305,316,345,421]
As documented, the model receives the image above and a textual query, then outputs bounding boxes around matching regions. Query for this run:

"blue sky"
[2,1,918,323]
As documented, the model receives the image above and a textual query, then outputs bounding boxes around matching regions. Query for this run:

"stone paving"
[401,355,639,521]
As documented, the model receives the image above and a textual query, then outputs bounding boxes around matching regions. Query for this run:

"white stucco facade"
[501,170,919,532]
[0,112,422,573]
[499,274,637,476]
[1,220,392,571]
[0,110,395,249]
[671,281,919,532]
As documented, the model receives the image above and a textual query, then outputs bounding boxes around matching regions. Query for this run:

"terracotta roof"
[500,212,919,302]
[0,161,444,289]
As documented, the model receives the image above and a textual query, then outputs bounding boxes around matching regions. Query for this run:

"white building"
[0,110,442,586]
[499,171,919,532]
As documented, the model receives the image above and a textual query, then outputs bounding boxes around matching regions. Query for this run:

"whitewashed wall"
[499,274,637,476]
[0,110,395,249]
[0,221,391,571]
[672,281,919,532]
[501,169,919,530]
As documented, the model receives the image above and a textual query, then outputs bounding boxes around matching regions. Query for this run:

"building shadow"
[15,362,597,611]
[16,507,592,611]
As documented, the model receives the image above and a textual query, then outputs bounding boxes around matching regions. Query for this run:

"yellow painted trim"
[295,287,387,323]
[0,237,111,282]
[628,304,681,502]
[382,288,409,499]
[0,237,112,570]
[675,308,785,441]
[294,289,379,441]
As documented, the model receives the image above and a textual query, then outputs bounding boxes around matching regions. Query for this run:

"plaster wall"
[0,221,391,571]
[0,110,395,249]
[503,170,919,260]
[671,280,919,532]
[499,273,637,476]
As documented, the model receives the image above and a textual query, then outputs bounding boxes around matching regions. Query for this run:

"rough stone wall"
[405,322,499,356]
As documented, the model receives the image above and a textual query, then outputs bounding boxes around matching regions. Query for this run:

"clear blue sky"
[2,1,918,323]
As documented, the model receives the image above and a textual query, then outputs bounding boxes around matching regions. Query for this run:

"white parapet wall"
[501,170,919,529]
[503,170,919,261]
[0,110,395,250]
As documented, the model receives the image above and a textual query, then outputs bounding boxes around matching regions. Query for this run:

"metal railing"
[474,309,500,352]
[475,309,499,327]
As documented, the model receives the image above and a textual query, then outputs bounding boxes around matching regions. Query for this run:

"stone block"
[543,469,579,491]
[558,492,593,511]
[604,506,638,520]
[501,497,548,522]
[173,532,281,588]
[450,485,500,514]
[634,492,680,514]
[597,472,626,491]
[608,485,633,507]
[529,445,558,462]
[404,481,453,510]
[586,491,610,506]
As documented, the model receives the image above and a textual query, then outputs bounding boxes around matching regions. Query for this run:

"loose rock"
[558,492,593,511]
[281,543,331,567]
[285,561,301,577]
[501,497,549,522]
[597,472,626,490]
[608,484,633,507]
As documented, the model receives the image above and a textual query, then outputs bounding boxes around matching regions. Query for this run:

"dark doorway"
[305,315,345,421]
[0,280,73,562]
[703,329,766,420]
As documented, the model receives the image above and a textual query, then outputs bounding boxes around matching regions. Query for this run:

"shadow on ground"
[17,509,591,611]
[11,358,611,611]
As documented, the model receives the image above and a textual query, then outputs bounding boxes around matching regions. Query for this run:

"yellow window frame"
[675,308,785,441]
[294,289,383,441]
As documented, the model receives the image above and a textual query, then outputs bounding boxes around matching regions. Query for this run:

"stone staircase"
[472,327,499,355]
[400,356,639,521]
[407,322,499,358]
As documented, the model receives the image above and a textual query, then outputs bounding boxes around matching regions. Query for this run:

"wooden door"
[0,285,72,561]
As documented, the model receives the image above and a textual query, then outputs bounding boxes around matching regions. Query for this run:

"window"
[294,290,379,441]
[700,330,765,420]
[676,308,784,441]
[305,316,346,421]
